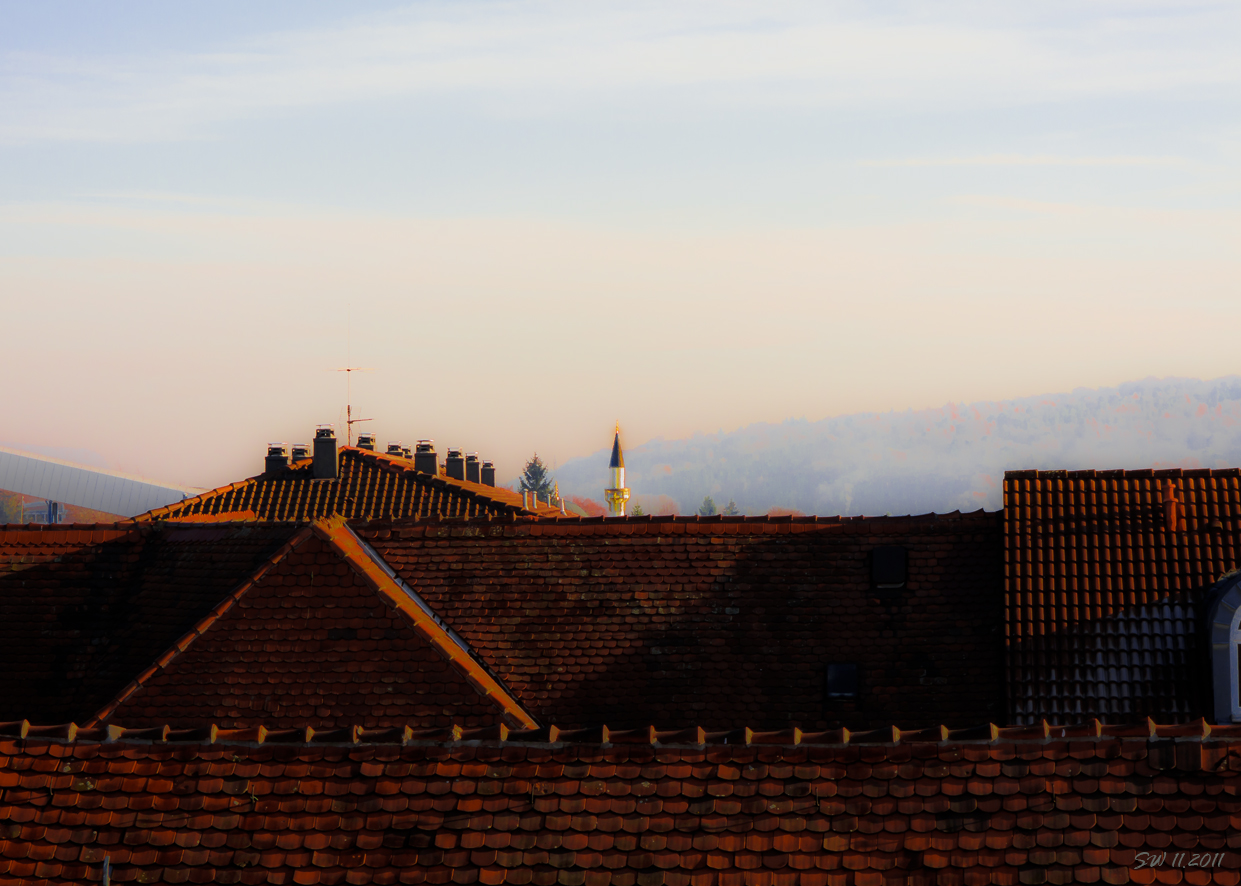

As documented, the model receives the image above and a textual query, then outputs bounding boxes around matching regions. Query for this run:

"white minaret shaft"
[604,424,630,517]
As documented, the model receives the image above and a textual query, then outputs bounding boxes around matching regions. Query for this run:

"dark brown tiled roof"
[92,518,535,732]
[0,525,133,572]
[0,523,301,724]
[362,512,1005,731]
[0,719,1234,886]
[135,448,559,522]
[1004,468,1241,726]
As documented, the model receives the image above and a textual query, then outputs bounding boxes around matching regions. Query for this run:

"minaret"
[604,423,630,517]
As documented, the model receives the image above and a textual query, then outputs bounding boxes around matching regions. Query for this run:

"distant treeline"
[552,376,1241,517]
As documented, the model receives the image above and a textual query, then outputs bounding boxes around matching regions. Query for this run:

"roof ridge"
[1,715,1224,747]
[1005,466,1241,480]
[346,448,537,515]
[132,477,260,522]
[311,515,538,730]
[84,524,316,726]
[351,509,1001,530]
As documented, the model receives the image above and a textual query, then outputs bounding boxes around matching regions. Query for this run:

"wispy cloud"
[860,154,1189,168]
[1,1,1238,144]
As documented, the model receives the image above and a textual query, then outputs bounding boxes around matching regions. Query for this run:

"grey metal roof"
[0,446,194,517]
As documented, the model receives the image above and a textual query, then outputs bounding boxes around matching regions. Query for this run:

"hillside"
[551,376,1241,516]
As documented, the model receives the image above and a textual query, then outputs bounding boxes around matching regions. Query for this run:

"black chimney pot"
[313,425,337,480]
[481,461,496,487]
[446,448,465,481]
[291,444,311,461]
[265,443,289,475]
[357,433,376,451]
[465,453,481,484]
[414,440,437,475]
[386,442,403,456]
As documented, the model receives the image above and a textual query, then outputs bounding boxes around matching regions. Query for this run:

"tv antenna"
[331,306,376,447]
[331,365,374,446]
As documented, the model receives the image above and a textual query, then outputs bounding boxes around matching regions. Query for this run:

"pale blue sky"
[1,1,1238,488]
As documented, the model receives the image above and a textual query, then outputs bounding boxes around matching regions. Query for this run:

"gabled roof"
[361,510,1004,731]
[91,516,536,731]
[133,446,562,522]
[0,719,1231,886]
[0,522,302,723]
[1004,467,1241,725]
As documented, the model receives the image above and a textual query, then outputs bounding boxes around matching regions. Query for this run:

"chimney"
[446,448,465,481]
[414,440,437,475]
[357,433,376,451]
[291,443,311,461]
[402,447,412,459]
[465,452,481,483]
[1163,482,1181,532]
[265,442,289,474]
[386,441,404,457]
[481,460,496,487]
[313,425,337,480]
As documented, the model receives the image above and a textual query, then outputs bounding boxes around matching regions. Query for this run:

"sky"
[1,1,1238,489]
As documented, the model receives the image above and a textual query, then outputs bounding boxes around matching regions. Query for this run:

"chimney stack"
[265,443,290,474]
[313,425,338,480]
[481,461,496,486]
[414,441,437,475]
[386,441,404,457]
[357,433,376,451]
[402,447,412,459]
[291,443,311,461]
[465,453,481,483]
[1163,482,1181,532]
[446,448,465,481]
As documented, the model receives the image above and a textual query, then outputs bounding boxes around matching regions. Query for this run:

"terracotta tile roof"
[0,719,1234,886]
[0,523,301,725]
[0,524,133,572]
[134,448,559,522]
[1004,468,1241,726]
[92,517,536,732]
[361,512,1005,731]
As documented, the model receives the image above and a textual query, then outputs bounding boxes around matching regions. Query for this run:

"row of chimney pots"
[263,427,496,486]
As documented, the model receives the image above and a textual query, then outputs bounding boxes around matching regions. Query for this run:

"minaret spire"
[604,423,630,517]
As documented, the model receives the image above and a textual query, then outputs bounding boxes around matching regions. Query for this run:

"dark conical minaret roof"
[610,427,624,469]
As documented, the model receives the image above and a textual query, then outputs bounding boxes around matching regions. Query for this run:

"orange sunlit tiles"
[361,511,1004,732]
[0,721,1234,886]
[134,447,559,523]
[1003,468,1241,726]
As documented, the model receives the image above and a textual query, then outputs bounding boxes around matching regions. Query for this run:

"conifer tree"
[518,454,557,498]
[721,499,741,516]
[698,496,717,516]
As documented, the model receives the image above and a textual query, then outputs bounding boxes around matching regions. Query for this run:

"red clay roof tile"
[360,512,1003,731]
[1003,469,1241,725]
[135,448,559,523]
[90,517,535,732]
[0,523,303,724]
[0,725,1231,885]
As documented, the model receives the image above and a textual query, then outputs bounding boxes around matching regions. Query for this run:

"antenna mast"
[332,366,374,446]
[331,309,375,447]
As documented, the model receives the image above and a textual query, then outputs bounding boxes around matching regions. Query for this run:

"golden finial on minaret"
[604,423,630,517]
